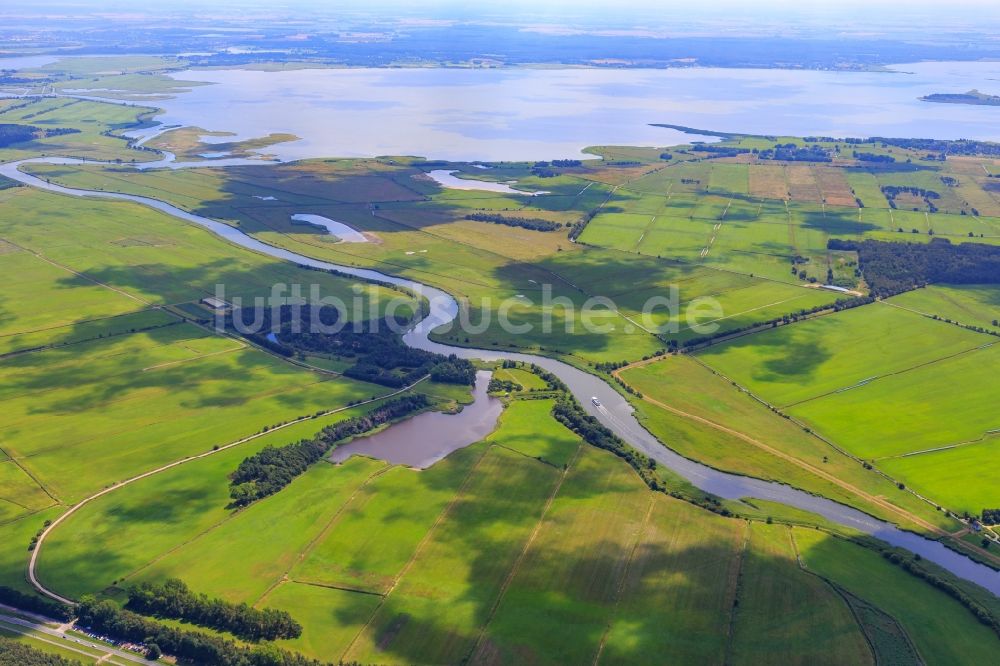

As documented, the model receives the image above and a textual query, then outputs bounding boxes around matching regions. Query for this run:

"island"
[920,89,1000,106]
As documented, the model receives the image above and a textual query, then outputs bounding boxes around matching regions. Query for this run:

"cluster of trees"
[853,151,896,163]
[531,159,582,168]
[695,145,751,157]
[126,579,301,641]
[530,159,583,176]
[228,308,474,389]
[465,213,562,232]
[0,70,36,84]
[857,137,1000,157]
[552,398,659,486]
[0,638,77,666]
[0,123,39,147]
[757,143,832,162]
[77,598,324,666]
[228,437,332,507]
[487,376,522,393]
[982,509,1000,524]
[229,394,431,506]
[319,393,430,443]
[0,123,79,148]
[501,360,566,392]
[0,586,74,621]
[880,185,941,211]
[828,238,1000,297]
[594,359,630,373]
[880,550,1000,639]
[429,358,477,384]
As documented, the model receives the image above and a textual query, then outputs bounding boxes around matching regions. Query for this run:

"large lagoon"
[149,61,1000,162]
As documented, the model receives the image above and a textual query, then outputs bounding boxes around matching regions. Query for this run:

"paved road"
[0,610,156,665]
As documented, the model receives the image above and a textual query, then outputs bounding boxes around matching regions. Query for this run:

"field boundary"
[27,377,429,605]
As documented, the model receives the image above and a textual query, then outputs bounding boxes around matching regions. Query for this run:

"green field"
[880,439,1000,515]
[888,284,1000,332]
[693,298,997,514]
[729,523,872,665]
[795,528,1000,664]
[1,323,387,503]
[2,60,1000,664]
[620,355,957,532]
[789,343,1000,459]
[697,303,991,407]
[23,386,1000,664]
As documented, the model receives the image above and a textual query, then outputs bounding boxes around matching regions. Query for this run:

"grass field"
[290,446,484,595]
[620,355,957,532]
[693,299,997,514]
[789,342,1000,459]
[1,323,388,504]
[879,439,1000,515]
[34,404,406,599]
[795,527,1000,664]
[29,393,1000,663]
[786,343,1000,511]
[0,187,411,312]
[0,97,156,163]
[3,74,1000,663]
[697,302,991,407]
[888,284,1000,332]
[729,523,872,665]
[0,248,143,340]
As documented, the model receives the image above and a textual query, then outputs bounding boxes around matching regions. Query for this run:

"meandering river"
[2,156,997,596]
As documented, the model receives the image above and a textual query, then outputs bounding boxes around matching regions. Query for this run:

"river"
[1,156,997,596]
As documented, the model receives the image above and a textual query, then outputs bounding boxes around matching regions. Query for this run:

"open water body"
[130,61,1000,162]
[329,370,503,468]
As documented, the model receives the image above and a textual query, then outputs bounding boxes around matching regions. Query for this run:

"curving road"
[2,155,998,598]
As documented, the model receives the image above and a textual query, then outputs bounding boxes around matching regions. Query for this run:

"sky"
[4,1,999,36]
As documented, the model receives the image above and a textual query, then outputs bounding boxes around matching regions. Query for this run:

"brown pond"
[328,370,502,468]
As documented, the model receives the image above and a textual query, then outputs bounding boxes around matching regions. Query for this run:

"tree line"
[229,394,431,507]
[0,123,38,147]
[853,151,896,163]
[828,238,1000,297]
[857,136,1000,157]
[757,143,832,162]
[126,579,301,641]
[0,585,74,621]
[880,550,1000,639]
[694,145,751,158]
[0,638,77,666]
[77,597,325,666]
[228,307,475,389]
[550,396,731,517]
[0,123,80,148]
[465,213,562,232]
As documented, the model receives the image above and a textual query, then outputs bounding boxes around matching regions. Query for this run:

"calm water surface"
[148,61,1000,162]
[329,371,503,468]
